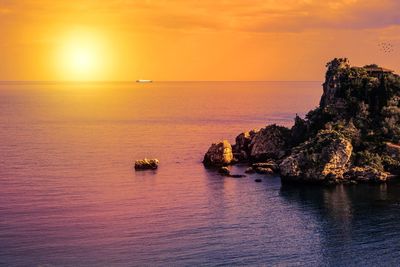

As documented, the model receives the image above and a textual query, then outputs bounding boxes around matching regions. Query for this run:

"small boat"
[136,80,153,83]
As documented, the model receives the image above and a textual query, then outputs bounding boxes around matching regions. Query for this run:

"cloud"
[134,0,400,32]
[0,0,399,33]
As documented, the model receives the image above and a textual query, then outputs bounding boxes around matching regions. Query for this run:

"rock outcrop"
[320,58,351,109]
[248,125,291,161]
[203,58,400,184]
[135,158,159,170]
[280,130,353,183]
[232,129,259,161]
[203,140,233,167]
[230,125,290,162]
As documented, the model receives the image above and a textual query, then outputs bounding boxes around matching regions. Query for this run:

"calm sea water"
[1,81,400,266]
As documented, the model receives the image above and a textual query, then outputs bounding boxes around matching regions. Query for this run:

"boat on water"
[136,80,153,83]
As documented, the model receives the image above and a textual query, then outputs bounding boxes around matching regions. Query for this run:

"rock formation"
[204,58,400,184]
[203,140,233,167]
[232,129,259,161]
[249,125,291,161]
[135,158,159,170]
[280,130,353,183]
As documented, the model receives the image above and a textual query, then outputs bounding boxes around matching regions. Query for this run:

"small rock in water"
[252,161,279,172]
[218,166,231,176]
[245,167,255,174]
[254,167,274,174]
[229,174,246,178]
[219,167,246,178]
[254,178,262,183]
[134,158,159,170]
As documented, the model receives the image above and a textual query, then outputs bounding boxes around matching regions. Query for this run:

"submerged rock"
[203,140,233,167]
[280,130,353,183]
[229,174,246,178]
[134,158,159,170]
[245,167,255,174]
[254,178,262,183]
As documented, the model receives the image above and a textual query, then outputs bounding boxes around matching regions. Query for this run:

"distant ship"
[136,80,153,83]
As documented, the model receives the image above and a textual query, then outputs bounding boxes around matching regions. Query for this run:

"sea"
[1,81,400,266]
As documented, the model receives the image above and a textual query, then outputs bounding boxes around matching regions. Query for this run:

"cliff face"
[204,58,400,184]
[304,58,400,145]
[320,58,351,109]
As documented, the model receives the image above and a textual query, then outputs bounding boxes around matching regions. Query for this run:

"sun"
[55,29,111,81]
[67,42,98,73]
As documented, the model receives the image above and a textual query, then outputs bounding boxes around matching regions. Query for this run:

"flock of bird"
[378,42,395,54]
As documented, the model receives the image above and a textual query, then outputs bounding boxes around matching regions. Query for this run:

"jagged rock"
[233,129,259,161]
[344,166,388,183]
[233,150,248,162]
[134,158,159,170]
[280,130,353,183]
[320,58,351,109]
[291,115,309,146]
[249,125,291,161]
[203,140,233,167]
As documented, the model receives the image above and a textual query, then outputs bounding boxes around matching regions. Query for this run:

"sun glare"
[56,29,111,81]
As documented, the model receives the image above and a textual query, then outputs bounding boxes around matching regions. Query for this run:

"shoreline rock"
[203,140,233,167]
[233,129,259,161]
[344,166,388,183]
[280,130,353,183]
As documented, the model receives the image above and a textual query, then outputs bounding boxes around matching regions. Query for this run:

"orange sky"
[0,0,399,81]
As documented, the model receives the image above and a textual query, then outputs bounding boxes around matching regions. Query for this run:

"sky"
[0,0,399,81]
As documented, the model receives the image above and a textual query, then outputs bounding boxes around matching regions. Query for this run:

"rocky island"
[203,58,400,184]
